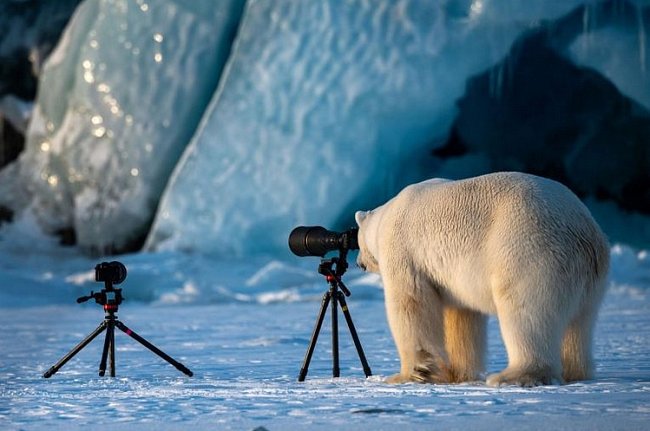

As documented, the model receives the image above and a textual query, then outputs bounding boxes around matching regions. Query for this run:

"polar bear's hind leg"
[487,278,569,387]
[443,307,487,382]
[561,284,604,382]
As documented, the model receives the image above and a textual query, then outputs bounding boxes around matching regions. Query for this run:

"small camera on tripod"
[43,260,193,378]
[95,261,127,285]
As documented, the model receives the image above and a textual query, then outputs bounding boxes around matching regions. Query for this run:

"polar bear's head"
[355,210,380,273]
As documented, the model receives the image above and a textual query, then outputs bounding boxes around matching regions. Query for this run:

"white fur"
[355,172,609,386]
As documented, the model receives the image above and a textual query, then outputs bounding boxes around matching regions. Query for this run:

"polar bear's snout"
[355,246,379,273]
[355,210,381,273]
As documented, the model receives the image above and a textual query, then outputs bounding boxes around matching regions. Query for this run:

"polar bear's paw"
[385,373,412,384]
[385,370,450,384]
[385,361,455,384]
[486,367,563,387]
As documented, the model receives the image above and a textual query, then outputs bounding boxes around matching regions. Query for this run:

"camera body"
[95,261,127,285]
[288,226,359,257]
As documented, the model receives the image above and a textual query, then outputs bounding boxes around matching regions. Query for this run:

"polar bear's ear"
[355,211,368,226]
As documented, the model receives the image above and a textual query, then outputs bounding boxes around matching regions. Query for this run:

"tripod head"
[317,248,352,297]
[76,284,123,312]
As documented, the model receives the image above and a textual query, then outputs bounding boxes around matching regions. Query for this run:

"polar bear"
[355,172,609,386]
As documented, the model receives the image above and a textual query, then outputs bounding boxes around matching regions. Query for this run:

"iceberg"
[0,0,245,253]
[146,0,592,257]
[2,0,647,256]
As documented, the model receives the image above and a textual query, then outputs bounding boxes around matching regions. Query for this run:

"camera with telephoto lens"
[94,261,127,285]
[288,225,373,381]
[288,226,359,257]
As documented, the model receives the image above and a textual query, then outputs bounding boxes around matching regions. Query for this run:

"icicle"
[489,61,505,100]
[581,3,593,54]
[637,4,647,75]
[489,65,497,98]
[582,3,591,34]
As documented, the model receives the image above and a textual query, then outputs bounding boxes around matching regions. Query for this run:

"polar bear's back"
[396,172,602,245]
[385,172,609,313]
[394,172,590,234]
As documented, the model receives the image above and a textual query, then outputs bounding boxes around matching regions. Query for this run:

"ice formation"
[0,0,648,256]
[433,1,650,246]
[0,0,244,253]
[146,0,595,256]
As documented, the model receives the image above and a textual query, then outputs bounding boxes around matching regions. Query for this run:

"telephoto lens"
[288,226,358,257]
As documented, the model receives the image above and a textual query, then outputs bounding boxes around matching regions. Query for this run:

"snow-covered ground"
[1,220,649,430]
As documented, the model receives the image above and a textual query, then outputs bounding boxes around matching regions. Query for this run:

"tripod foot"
[338,292,372,378]
[42,320,108,378]
[175,364,194,377]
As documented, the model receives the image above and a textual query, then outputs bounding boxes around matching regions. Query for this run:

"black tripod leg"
[331,288,340,378]
[114,320,193,377]
[98,321,113,377]
[109,321,116,377]
[43,321,107,378]
[337,291,372,377]
[298,291,331,382]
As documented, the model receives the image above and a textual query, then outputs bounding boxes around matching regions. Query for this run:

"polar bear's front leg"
[382,269,450,383]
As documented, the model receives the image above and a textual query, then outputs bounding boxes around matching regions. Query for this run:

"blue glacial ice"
[0,0,245,253]
[1,0,648,256]
[568,1,650,108]
[146,0,597,256]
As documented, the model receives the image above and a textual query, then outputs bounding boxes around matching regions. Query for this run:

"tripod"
[298,249,372,381]
[43,277,193,378]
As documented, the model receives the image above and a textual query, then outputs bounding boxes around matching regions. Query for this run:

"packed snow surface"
[0,219,648,430]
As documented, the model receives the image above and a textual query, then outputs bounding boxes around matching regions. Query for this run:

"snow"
[1,219,649,430]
